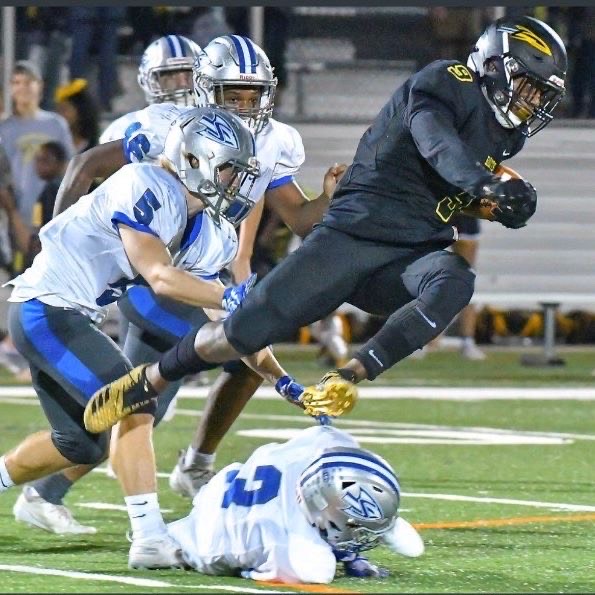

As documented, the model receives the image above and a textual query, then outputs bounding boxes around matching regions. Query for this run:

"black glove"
[475,178,537,229]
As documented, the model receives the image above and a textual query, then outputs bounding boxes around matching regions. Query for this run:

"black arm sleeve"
[409,108,494,195]
[407,63,495,196]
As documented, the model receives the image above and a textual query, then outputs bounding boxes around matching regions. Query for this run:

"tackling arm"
[265,164,346,238]
[120,226,225,309]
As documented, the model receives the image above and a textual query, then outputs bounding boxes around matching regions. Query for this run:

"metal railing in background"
[2,7,15,118]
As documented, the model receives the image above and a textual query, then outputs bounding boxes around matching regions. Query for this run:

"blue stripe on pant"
[8,299,133,464]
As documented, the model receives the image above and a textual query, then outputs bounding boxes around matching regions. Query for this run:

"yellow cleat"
[300,371,358,418]
[84,364,156,433]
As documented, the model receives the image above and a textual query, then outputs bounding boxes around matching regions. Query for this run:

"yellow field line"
[414,512,595,530]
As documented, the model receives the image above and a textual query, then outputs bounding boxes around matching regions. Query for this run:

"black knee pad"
[51,428,109,465]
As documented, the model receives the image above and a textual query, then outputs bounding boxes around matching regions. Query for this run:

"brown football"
[476,164,523,220]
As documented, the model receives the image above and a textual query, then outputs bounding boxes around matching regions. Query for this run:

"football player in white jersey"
[12,34,335,537]
[100,34,202,145]
[0,107,302,570]
[166,425,424,583]
[10,34,204,536]
[51,34,347,498]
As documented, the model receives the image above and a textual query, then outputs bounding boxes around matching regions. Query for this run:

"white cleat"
[128,534,188,569]
[460,341,487,361]
[13,486,97,535]
[382,517,425,558]
[169,449,215,499]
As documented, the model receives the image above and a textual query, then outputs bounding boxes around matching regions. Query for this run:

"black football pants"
[223,224,475,379]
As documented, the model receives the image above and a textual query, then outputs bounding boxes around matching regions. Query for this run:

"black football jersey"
[324,59,526,245]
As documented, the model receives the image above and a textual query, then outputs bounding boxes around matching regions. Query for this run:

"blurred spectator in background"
[67,8,126,113]
[566,7,595,118]
[0,142,29,380]
[0,143,14,280]
[224,8,290,109]
[428,7,496,61]
[0,61,74,255]
[54,79,100,153]
[15,8,70,112]
[0,142,68,275]
[191,8,231,47]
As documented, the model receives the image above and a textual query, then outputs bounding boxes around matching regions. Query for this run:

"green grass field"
[1,346,595,593]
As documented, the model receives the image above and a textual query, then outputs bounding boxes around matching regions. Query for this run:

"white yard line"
[5,385,595,400]
[92,466,170,480]
[76,502,173,513]
[0,564,284,592]
[402,492,595,512]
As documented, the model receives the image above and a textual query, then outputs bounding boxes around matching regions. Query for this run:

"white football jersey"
[7,163,237,323]
[121,103,305,203]
[167,425,360,584]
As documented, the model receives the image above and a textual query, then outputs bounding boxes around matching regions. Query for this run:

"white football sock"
[0,456,15,492]
[125,492,166,540]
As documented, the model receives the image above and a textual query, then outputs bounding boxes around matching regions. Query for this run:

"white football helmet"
[138,35,202,106]
[297,447,401,553]
[162,106,259,226]
[193,35,277,134]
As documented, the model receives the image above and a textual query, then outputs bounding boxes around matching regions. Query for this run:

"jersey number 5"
[221,465,281,508]
[134,189,161,225]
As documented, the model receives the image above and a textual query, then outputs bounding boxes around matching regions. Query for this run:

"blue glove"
[343,555,389,578]
[221,273,257,314]
[275,375,333,426]
[275,375,304,406]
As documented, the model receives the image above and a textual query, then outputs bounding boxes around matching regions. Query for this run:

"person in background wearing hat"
[0,61,75,250]
[54,79,100,154]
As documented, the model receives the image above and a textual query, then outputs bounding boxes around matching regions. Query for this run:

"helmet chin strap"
[481,84,519,129]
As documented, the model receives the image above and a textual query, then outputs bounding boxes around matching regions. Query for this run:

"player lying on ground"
[166,424,424,583]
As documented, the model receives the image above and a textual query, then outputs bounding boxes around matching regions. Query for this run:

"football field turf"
[1,346,595,593]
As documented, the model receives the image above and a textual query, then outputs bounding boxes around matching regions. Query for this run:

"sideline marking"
[0,564,283,593]
[402,492,595,512]
[235,427,570,446]
[5,385,595,401]
[76,502,173,513]
[92,466,170,480]
[414,512,595,530]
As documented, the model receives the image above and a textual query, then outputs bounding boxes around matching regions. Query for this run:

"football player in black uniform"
[85,15,567,428]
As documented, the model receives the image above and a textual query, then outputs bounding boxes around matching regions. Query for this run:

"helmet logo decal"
[505,25,552,56]
[342,486,382,521]
[196,113,240,149]
[447,64,473,82]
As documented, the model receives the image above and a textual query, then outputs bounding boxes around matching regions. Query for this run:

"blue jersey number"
[124,121,151,163]
[134,189,161,225]
[221,464,281,509]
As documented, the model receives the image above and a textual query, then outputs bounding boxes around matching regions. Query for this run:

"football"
[494,163,522,181]
[477,164,524,219]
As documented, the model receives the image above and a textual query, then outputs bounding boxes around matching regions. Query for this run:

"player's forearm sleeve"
[409,109,494,195]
